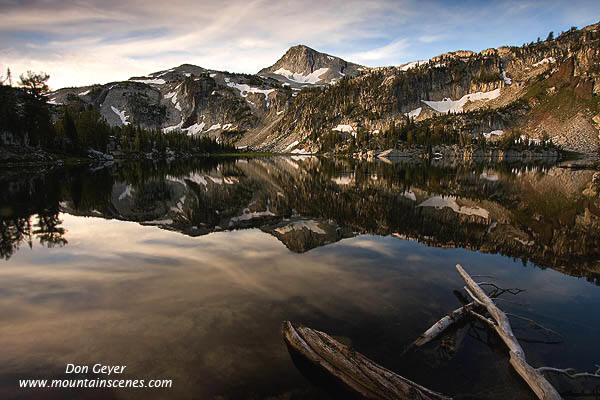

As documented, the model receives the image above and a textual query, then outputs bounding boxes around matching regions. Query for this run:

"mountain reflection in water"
[0,157,599,400]
[2,157,599,282]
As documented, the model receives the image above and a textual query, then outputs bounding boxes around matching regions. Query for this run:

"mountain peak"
[129,64,207,84]
[285,44,317,53]
[258,45,363,87]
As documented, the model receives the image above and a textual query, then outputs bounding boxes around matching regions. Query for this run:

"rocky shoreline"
[354,144,563,163]
[0,144,213,168]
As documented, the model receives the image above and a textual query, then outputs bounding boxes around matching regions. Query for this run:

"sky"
[1,0,599,89]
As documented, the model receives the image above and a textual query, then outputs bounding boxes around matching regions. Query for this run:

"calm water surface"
[0,157,599,399]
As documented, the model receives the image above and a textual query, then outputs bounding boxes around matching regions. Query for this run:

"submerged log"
[411,302,476,347]
[456,264,562,400]
[282,321,451,400]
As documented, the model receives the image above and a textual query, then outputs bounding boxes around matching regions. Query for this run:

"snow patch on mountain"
[417,196,489,219]
[131,78,166,85]
[285,140,300,151]
[422,89,501,113]
[184,122,206,135]
[225,78,275,106]
[111,106,130,126]
[273,67,329,84]
[118,185,134,200]
[483,130,503,139]
[187,173,208,186]
[163,119,184,133]
[405,107,422,118]
[400,60,428,71]
[332,175,354,185]
[533,57,556,67]
[480,172,499,181]
[275,220,326,235]
[229,207,275,225]
[332,124,356,135]
[402,191,417,201]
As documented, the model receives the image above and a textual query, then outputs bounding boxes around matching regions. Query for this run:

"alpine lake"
[1,156,599,400]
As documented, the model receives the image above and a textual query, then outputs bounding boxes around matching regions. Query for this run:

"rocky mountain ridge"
[47,22,600,154]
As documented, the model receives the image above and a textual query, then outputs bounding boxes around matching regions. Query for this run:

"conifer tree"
[18,71,50,100]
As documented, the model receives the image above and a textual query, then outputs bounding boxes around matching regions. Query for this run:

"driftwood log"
[411,301,476,347]
[455,264,562,400]
[282,321,451,400]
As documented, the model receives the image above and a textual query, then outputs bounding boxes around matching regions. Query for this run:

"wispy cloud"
[344,39,410,65]
[0,0,598,88]
[419,34,445,43]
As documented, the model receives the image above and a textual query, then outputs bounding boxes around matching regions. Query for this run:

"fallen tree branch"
[456,264,562,400]
[506,313,564,342]
[282,321,451,400]
[411,302,477,347]
[493,297,528,306]
[536,366,600,380]
[477,282,525,296]
[468,309,496,327]
[463,286,485,306]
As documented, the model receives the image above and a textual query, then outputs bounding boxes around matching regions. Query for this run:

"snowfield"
[225,78,275,106]
[273,67,329,84]
[184,122,206,135]
[422,88,501,113]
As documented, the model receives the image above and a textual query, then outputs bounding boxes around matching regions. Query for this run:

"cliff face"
[47,22,600,154]
[241,23,600,153]
[247,55,508,152]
